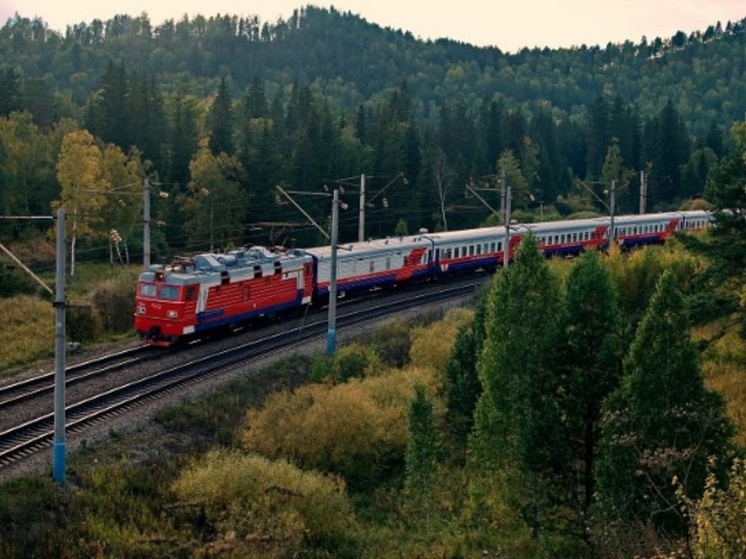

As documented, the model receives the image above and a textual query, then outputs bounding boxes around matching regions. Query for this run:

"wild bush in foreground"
[91,277,137,335]
[310,341,382,383]
[241,366,439,490]
[172,450,357,558]
[691,457,746,558]
[409,307,473,377]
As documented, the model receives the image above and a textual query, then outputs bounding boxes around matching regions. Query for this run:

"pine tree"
[405,383,438,533]
[208,76,234,156]
[0,67,23,117]
[554,250,623,539]
[444,294,487,461]
[470,234,561,535]
[595,271,734,535]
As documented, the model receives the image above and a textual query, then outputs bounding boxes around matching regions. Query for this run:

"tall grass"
[0,295,54,374]
[695,321,746,446]
[0,264,142,376]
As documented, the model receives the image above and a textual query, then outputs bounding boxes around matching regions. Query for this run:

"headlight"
[167,310,179,318]
[137,306,146,314]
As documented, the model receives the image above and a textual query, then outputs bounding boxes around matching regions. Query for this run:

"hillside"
[2,6,746,133]
[1,6,746,268]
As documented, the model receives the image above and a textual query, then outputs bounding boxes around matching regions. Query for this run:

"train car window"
[159,285,180,300]
[476,244,482,255]
[469,245,475,256]
[497,241,502,251]
[139,283,156,297]
[490,242,496,252]
[435,248,440,260]
[572,233,578,242]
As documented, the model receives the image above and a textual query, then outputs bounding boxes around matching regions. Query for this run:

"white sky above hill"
[0,0,744,53]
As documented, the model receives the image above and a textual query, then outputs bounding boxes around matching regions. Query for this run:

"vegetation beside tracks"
[1,241,746,557]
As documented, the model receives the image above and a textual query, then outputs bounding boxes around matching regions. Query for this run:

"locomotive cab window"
[159,285,180,300]
[139,283,156,297]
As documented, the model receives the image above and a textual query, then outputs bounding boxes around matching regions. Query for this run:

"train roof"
[138,246,311,283]
[303,234,431,260]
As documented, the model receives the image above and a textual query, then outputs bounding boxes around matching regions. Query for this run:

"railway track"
[0,277,486,471]
[0,345,162,408]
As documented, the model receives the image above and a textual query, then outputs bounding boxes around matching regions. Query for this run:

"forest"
[0,6,745,265]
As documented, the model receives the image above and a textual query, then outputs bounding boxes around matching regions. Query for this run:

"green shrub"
[91,278,136,335]
[172,450,357,557]
[0,476,74,558]
[241,367,439,491]
[310,342,382,383]
[409,308,473,377]
[0,265,36,297]
[365,318,413,367]
[66,303,98,343]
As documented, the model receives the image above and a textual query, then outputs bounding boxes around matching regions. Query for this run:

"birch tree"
[55,130,106,276]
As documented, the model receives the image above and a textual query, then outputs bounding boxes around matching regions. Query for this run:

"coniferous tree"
[405,383,439,533]
[208,76,234,156]
[680,120,746,329]
[167,95,199,187]
[586,92,610,179]
[554,250,623,540]
[470,235,561,536]
[129,77,167,172]
[85,61,131,150]
[444,294,487,460]
[648,100,691,206]
[0,67,23,117]
[595,271,734,536]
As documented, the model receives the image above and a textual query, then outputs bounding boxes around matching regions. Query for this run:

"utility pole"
[53,208,66,484]
[275,184,341,355]
[358,174,366,242]
[639,170,647,215]
[143,177,151,270]
[500,170,507,224]
[327,188,340,356]
[503,185,512,268]
[610,180,616,245]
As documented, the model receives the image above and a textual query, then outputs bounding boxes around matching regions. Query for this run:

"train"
[134,210,712,346]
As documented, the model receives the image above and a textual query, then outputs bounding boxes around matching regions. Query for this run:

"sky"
[0,0,744,53]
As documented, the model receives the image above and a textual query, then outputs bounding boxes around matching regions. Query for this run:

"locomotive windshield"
[139,283,156,297]
[138,282,180,300]
[159,285,180,300]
